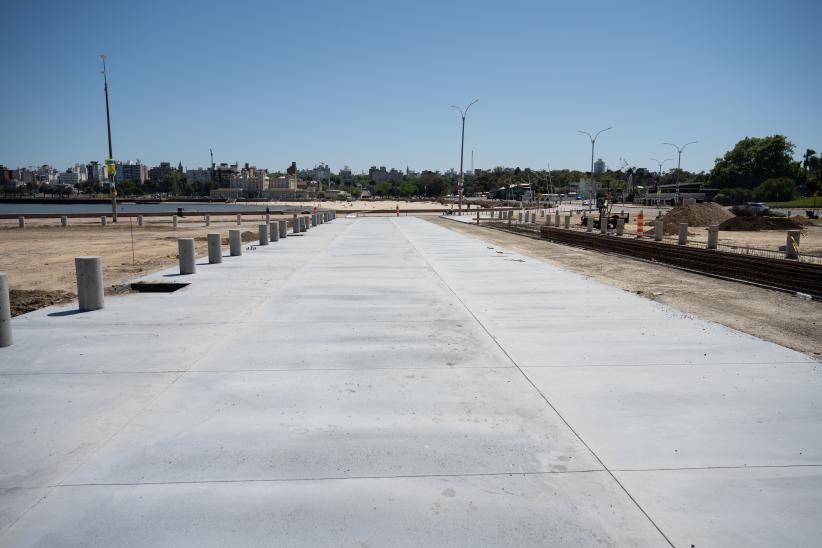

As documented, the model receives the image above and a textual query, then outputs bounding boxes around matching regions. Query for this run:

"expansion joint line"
[391,218,676,548]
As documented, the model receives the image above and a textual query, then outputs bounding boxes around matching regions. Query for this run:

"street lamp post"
[577,127,612,210]
[663,141,697,205]
[650,158,673,207]
[451,99,478,211]
[101,54,117,222]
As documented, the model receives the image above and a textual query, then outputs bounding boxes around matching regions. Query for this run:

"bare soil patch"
[660,203,734,234]
[10,289,75,316]
[718,216,811,231]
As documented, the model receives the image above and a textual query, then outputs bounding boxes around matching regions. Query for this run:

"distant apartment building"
[369,166,388,184]
[57,170,82,187]
[230,164,269,197]
[593,158,605,175]
[186,168,212,185]
[86,161,102,184]
[148,162,174,183]
[115,162,147,184]
[339,166,353,186]
[313,163,331,187]
[213,163,239,187]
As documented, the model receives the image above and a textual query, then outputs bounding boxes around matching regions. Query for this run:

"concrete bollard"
[587,216,594,233]
[75,256,104,312]
[518,212,523,223]
[178,238,196,274]
[707,225,719,250]
[270,223,279,242]
[677,223,688,245]
[236,214,242,226]
[654,220,664,242]
[265,213,271,225]
[61,216,68,227]
[301,217,307,232]
[785,230,800,260]
[0,273,11,347]
[138,215,144,227]
[229,229,242,256]
[279,219,287,239]
[18,217,25,229]
[564,215,571,229]
[600,217,608,234]
[311,215,317,227]
[554,211,560,227]
[207,233,222,264]
[616,218,625,236]
[101,216,107,226]
[292,214,299,234]
[173,216,178,229]
[258,224,269,245]
[205,215,210,227]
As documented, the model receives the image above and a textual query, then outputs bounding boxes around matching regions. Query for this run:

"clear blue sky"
[2,0,820,175]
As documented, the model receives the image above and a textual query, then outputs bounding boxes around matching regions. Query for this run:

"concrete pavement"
[1,216,819,547]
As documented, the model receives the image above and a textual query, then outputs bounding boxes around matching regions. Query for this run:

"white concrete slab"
[3,473,666,548]
[523,364,822,469]
[615,467,822,548]
[1,216,819,546]
[64,368,598,484]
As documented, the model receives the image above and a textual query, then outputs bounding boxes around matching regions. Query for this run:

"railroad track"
[484,222,822,299]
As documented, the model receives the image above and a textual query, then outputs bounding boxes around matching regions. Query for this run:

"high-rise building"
[593,158,606,175]
[369,166,388,184]
[339,166,353,186]
[86,161,102,184]
[312,163,331,186]
[115,161,148,184]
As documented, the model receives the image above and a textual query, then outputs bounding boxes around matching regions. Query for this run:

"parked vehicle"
[731,202,770,216]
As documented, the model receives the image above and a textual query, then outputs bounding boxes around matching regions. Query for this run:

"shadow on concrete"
[47,309,84,317]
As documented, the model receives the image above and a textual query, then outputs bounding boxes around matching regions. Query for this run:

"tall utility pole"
[577,127,612,210]
[663,141,697,205]
[101,54,117,222]
[650,157,673,206]
[451,99,478,211]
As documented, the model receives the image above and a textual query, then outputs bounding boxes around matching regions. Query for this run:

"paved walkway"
[1,216,820,547]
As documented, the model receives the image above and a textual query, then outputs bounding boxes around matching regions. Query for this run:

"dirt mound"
[660,203,734,235]
[717,216,810,231]
[10,289,75,317]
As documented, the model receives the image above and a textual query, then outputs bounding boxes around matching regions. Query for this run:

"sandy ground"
[430,217,822,359]
[0,214,286,305]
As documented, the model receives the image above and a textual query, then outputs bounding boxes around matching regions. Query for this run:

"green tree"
[753,178,796,201]
[709,135,796,189]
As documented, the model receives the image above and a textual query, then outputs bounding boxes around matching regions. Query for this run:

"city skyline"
[2,0,820,174]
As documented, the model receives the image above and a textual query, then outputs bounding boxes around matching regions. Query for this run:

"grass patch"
[768,197,822,208]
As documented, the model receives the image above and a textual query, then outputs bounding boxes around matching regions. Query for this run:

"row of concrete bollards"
[0,210,337,348]
[497,209,803,260]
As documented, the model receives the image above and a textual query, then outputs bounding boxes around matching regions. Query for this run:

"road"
[1,216,820,547]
